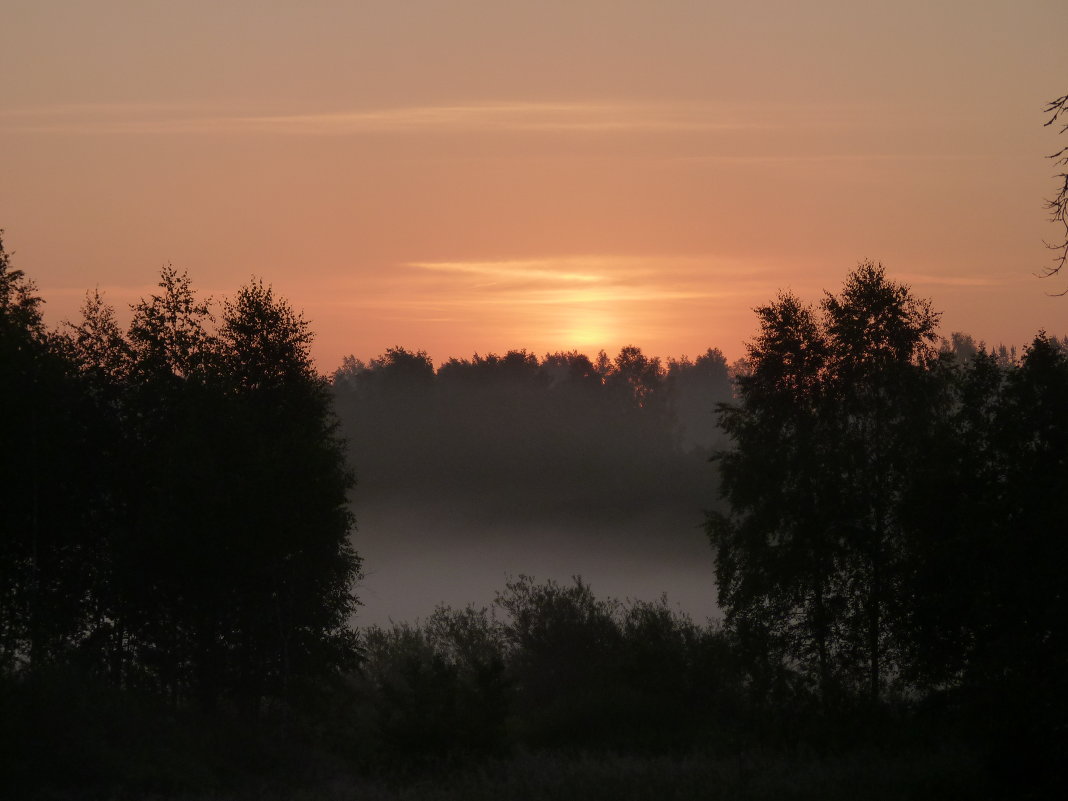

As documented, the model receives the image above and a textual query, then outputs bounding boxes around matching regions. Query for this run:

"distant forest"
[331,341,733,520]
[2,232,1067,799]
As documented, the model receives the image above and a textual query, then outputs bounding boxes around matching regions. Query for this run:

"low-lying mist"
[331,346,732,625]
[353,488,720,627]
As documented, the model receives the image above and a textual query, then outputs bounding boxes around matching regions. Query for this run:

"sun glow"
[561,310,617,350]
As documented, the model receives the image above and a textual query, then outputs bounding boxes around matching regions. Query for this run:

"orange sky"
[2,0,1067,370]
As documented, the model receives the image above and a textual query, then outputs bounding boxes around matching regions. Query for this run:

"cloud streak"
[408,258,607,285]
[327,253,743,353]
[332,254,776,341]
[0,101,763,136]
[893,273,1008,288]
[403,255,753,299]
[673,153,990,165]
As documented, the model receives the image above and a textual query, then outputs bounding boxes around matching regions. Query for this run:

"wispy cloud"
[894,273,1008,288]
[403,255,752,299]
[673,153,989,165]
[0,101,763,136]
[351,253,784,351]
[329,254,774,331]
[231,103,758,135]
[408,258,606,285]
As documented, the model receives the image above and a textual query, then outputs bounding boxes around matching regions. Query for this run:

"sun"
[561,309,617,351]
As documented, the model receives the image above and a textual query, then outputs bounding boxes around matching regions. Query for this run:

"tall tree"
[0,231,49,670]
[214,279,360,711]
[709,263,940,706]
[58,269,361,711]
[707,291,838,703]
[0,234,97,671]
[819,262,939,702]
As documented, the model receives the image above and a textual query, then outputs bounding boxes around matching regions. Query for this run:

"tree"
[708,263,940,707]
[607,345,664,407]
[110,268,222,701]
[707,290,837,704]
[213,279,361,711]
[0,231,48,670]
[0,234,101,673]
[0,232,44,340]
[1042,93,1068,283]
[820,263,940,703]
[58,268,361,712]
[127,264,215,381]
[894,334,1068,790]
[496,575,626,747]
[665,349,732,452]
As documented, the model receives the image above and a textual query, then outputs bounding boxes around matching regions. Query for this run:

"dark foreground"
[9,744,987,801]
[156,749,982,801]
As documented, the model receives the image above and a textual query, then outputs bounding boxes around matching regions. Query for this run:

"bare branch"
[1042,95,1068,282]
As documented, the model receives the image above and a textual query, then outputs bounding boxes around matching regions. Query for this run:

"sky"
[2,0,1067,370]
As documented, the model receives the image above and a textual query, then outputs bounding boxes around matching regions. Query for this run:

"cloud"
[0,101,763,136]
[228,103,759,135]
[326,254,777,331]
[673,153,988,165]
[893,273,1007,288]
[407,258,607,285]
[406,255,741,296]
[329,254,738,352]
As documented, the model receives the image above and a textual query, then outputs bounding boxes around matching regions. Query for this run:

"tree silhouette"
[707,290,838,704]
[709,263,939,706]
[216,279,360,712]
[820,263,940,703]
[54,268,361,711]
[666,349,732,452]
[0,234,100,672]
[0,232,50,669]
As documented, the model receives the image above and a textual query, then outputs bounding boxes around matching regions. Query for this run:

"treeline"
[331,344,733,516]
[1,236,360,793]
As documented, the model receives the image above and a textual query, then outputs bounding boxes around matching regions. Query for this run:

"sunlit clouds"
[323,255,780,359]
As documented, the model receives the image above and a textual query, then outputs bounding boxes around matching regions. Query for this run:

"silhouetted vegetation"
[3,232,1066,798]
[1043,91,1068,281]
[1,235,360,796]
[709,263,1068,796]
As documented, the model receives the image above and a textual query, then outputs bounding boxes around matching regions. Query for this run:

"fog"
[331,345,732,626]
[353,487,720,627]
